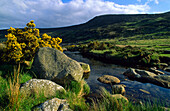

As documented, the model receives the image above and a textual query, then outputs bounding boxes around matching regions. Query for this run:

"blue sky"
[0,0,169,29]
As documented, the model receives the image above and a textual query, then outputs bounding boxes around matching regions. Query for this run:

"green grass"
[159,54,170,57]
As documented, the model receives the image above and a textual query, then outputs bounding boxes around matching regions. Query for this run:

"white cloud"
[0,0,150,29]
[146,0,159,5]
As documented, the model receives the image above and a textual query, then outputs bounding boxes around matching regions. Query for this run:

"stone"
[97,75,120,84]
[79,62,91,74]
[165,67,170,72]
[157,63,168,70]
[154,75,170,83]
[20,79,66,98]
[112,94,128,103]
[123,68,157,79]
[32,98,72,111]
[31,47,84,85]
[112,85,126,95]
[149,68,164,75]
[135,69,157,77]
[123,68,141,79]
[123,68,170,88]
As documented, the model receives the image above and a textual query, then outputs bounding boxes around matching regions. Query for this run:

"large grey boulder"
[31,47,84,85]
[32,98,72,111]
[20,79,66,98]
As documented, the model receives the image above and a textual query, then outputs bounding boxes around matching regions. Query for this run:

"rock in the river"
[123,68,141,79]
[97,75,120,84]
[112,85,126,95]
[79,62,91,74]
[123,68,170,88]
[124,68,157,79]
[20,79,66,98]
[31,47,84,85]
[112,94,128,103]
[32,98,72,111]
[135,69,157,77]
[165,67,170,72]
[157,63,168,70]
[149,68,164,75]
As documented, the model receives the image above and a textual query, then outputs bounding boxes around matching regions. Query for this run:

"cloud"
[146,0,159,5]
[0,0,150,29]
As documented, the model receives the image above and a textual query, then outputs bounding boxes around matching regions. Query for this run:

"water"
[65,51,170,106]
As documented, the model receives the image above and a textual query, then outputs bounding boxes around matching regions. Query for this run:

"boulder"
[112,85,126,95]
[135,69,157,77]
[112,94,128,103]
[165,67,170,72]
[31,47,84,85]
[97,75,120,84]
[123,68,141,79]
[149,68,165,75]
[32,98,72,111]
[79,62,91,74]
[157,63,168,70]
[123,68,157,79]
[123,68,170,88]
[20,79,66,98]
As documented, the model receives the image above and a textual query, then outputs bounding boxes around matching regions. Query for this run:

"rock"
[149,68,165,75]
[112,94,128,103]
[123,68,141,79]
[135,69,157,77]
[31,47,84,85]
[112,85,126,95]
[123,68,157,79]
[20,79,66,98]
[79,62,91,74]
[157,63,168,70]
[123,68,170,88]
[154,75,170,82]
[165,67,170,72]
[97,75,120,84]
[32,98,72,111]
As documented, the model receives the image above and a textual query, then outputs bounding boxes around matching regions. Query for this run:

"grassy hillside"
[0,11,170,43]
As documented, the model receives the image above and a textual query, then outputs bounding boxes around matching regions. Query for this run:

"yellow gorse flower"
[2,20,63,63]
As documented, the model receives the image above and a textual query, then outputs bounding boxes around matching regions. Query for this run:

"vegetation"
[0,65,166,110]
[0,20,63,64]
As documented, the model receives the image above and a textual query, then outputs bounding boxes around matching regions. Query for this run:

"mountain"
[0,11,170,43]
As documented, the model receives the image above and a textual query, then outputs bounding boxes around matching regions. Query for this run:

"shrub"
[1,20,63,64]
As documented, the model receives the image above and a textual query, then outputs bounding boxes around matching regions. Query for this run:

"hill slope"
[0,11,170,43]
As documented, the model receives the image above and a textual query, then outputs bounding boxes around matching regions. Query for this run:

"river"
[64,51,170,106]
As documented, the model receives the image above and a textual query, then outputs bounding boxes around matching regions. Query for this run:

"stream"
[64,51,170,106]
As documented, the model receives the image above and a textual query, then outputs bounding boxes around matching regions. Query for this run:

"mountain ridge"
[0,11,170,43]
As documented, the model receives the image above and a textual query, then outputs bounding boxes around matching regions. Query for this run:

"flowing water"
[65,51,170,106]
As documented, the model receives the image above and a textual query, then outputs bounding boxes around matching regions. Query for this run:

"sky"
[0,0,169,29]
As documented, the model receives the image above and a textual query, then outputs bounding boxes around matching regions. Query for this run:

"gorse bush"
[1,20,63,64]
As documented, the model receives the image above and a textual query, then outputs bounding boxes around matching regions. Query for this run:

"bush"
[1,20,63,64]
